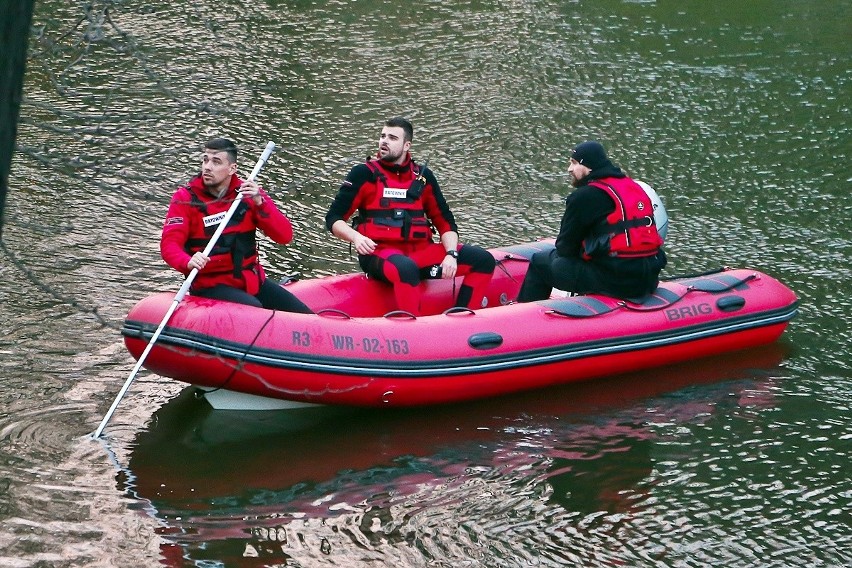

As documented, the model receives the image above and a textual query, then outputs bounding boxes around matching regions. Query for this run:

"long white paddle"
[93,141,276,439]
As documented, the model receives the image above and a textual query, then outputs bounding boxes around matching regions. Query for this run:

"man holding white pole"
[160,138,312,313]
[93,139,307,438]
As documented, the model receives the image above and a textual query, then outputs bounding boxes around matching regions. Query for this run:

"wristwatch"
[446,249,459,259]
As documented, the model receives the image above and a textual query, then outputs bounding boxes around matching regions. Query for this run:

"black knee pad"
[386,254,421,287]
[462,246,496,273]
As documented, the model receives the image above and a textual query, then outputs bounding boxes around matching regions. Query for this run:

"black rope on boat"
[202,308,278,395]
[494,253,529,284]
[545,304,621,319]
[682,273,757,293]
[546,295,682,318]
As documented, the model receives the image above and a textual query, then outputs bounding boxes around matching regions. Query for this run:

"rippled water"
[1,0,849,566]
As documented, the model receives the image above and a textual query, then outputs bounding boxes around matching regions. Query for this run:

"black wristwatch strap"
[446,249,459,259]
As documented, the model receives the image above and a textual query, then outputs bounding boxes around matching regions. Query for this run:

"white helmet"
[635,180,668,241]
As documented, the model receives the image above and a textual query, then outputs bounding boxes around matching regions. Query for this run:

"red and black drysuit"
[517,162,667,301]
[325,154,495,315]
[161,173,312,313]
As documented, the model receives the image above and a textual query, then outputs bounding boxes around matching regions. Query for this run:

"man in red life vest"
[160,138,312,313]
[517,140,667,301]
[325,117,496,315]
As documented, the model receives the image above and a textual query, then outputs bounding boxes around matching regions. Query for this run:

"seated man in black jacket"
[517,141,667,301]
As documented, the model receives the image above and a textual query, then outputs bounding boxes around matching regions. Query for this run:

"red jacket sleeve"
[251,187,294,245]
[160,187,195,275]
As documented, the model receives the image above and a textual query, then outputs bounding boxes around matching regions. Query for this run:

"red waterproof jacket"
[330,155,456,244]
[160,174,294,294]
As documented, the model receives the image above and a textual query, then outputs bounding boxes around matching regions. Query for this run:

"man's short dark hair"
[204,138,238,162]
[385,117,413,143]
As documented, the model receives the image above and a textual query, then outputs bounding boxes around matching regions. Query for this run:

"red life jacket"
[181,177,263,293]
[583,177,664,259]
[355,160,433,242]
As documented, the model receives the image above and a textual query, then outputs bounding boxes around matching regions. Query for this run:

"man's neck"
[204,184,228,198]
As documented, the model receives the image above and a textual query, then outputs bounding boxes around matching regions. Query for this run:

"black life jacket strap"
[361,209,426,219]
[185,232,257,279]
[589,216,655,237]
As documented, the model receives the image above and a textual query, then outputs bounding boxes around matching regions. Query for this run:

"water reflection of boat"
[125,343,788,502]
[124,343,788,566]
[121,240,798,410]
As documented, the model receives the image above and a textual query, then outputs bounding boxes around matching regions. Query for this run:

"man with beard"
[325,117,495,315]
[516,140,667,301]
[160,137,313,313]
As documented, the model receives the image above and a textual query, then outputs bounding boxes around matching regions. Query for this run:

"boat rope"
[317,308,353,319]
[443,306,475,315]
[201,308,278,395]
[494,254,526,283]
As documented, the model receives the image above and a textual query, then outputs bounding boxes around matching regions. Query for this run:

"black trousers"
[193,279,313,313]
[517,247,666,302]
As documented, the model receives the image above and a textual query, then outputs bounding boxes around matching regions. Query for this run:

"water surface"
[1,0,849,566]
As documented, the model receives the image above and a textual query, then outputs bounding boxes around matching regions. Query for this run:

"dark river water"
[1,0,849,566]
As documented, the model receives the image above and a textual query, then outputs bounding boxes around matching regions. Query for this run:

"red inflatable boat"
[121,241,798,409]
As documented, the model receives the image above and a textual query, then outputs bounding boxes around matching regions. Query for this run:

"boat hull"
[122,242,798,408]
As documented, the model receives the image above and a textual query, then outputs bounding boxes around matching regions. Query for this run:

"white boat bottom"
[196,387,323,411]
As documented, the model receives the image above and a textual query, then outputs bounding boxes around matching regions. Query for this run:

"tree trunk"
[0,0,36,237]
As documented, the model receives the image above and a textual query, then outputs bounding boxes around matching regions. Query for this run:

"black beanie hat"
[570,141,609,170]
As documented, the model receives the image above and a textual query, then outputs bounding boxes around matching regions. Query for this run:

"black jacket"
[555,163,628,258]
